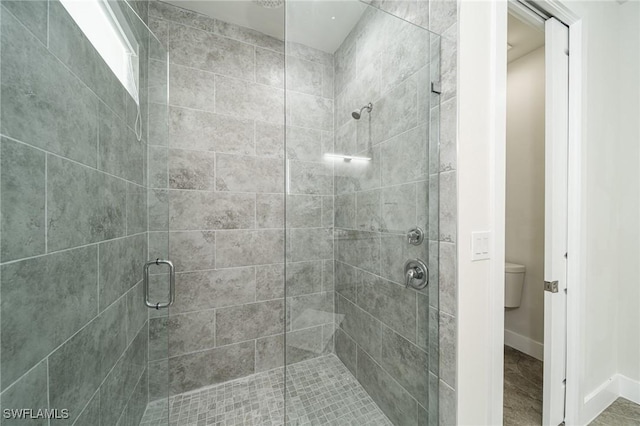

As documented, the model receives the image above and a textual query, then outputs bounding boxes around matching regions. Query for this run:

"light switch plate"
[471,231,491,261]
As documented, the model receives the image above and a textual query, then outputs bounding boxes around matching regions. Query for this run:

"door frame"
[489,1,583,424]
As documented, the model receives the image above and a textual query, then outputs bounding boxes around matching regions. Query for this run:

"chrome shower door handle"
[143,259,175,309]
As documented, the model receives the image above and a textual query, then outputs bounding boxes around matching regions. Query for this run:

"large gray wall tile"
[379,327,429,402]
[118,368,148,426]
[255,121,284,158]
[168,64,215,111]
[372,76,418,144]
[48,299,131,425]
[288,161,333,195]
[215,21,283,53]
[256,48,284,88]
[336,294,381,359]
[2,1,48,45]
[288,228,333,262]
[439,380,456,426]
[99,234,145,311]
[257,194,284,228]
[381,183,418,233]
[286,261,323,297]
[357,348,418,426]
[256,263,285,301]
[168,149,216,190]
[98,103,145,185]
[335,328,357,376]
[289,292,333,330]
[286,56,324,97]
[172,268,256,314]
[356,189,382,232]
[287,92,333,131]
[439,242,457,316]
[170,231,216,272]
[216,230,284,268]
[256,334,284,372]
[439,170,456,243]
[216,154,283,193]
[1,246,98,390]
[334,147,382,194]
[335,261,357,303]
[0,138,46,262]
[127,183,148,235]
[380,125,428,186]
[357,272,417,343]
[216,300,284,345]
[47,156,126,251]
[286,126,324,162]
[169,190,255,230]
[169,107,254,155]
[69,389,100,426]
[99,326,147,426]
[1,9,98,167]
[286,195,322,228]
[336,230,380,275]
[169,341,254,394]
[380,22,429,93]
[216,76,284,124]
[165,310,217,357]
[149,1,216,32]
[126,282,147,346]
[169,22,255,81]
[439,312,456,388]
[286,326,326,364]
[0,360,48,426]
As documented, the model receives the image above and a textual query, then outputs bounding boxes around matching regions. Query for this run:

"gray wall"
[0,0,152,424]
[146,1,336,398]
[331,6,435,425]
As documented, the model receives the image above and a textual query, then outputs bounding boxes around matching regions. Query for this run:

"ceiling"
[507,13,545,63]
[163,0,368,53]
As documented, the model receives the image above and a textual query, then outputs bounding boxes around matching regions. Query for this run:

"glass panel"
[284,2,440,424]
[145,7,171,424]
[0,0,169,424]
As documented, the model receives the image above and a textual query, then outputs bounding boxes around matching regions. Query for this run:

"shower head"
[352,103,373,120]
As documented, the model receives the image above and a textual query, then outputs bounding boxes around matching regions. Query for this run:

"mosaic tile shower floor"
[139,355,392,426]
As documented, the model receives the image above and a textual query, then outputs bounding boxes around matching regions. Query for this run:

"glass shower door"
[0,1,170,424]
[284,1,441,424]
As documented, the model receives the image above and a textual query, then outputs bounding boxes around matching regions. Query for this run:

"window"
[60,0,139,102]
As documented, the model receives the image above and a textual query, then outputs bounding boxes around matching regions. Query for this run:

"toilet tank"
[505,262,526,308]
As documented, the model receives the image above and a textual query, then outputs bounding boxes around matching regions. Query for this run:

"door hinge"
[544,280,559,293]
[431,82,442,95]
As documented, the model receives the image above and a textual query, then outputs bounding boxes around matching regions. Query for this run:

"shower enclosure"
[0,0,444,424]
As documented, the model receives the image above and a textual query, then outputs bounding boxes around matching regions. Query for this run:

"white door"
[543,17,569,426]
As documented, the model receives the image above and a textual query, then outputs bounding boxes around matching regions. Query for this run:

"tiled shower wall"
[331,6,435,425]
[146,0,336,398]
[346,1,458,425]
[0,0,152,424]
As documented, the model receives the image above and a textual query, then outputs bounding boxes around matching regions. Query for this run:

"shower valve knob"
[407,227,424,246]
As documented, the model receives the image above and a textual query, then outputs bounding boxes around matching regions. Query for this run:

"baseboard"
[582,374,640,424]
[504,329,543,361]
[618,374,640,405]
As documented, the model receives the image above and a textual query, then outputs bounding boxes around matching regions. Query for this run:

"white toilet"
[505,262,526,308]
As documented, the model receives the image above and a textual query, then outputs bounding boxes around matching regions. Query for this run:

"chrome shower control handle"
[404,259,429,290]
[407,227,424,246]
